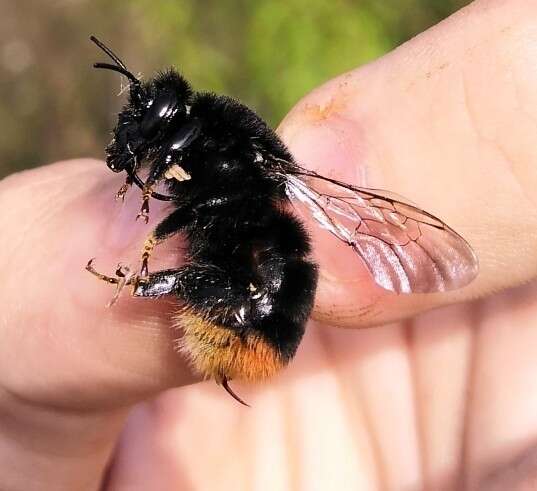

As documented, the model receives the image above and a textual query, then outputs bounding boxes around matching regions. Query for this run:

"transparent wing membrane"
[285,171,478,294]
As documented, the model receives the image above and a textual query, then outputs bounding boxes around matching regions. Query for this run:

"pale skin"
[1,0,537,489]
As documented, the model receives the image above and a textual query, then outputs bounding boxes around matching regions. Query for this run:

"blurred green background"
[0,0,470,179]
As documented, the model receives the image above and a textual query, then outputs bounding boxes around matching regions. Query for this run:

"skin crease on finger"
[1,0,537,490]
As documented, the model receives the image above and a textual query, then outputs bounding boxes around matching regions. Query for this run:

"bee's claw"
[85,259,138,305]
[136,195,151,223]
[86,258,119,284]
[107,273,130,307]
[115,263,131,278]
[115,185,129,201]
[136,211,150,224]
[115,176,133,201]
[140,258,149,277]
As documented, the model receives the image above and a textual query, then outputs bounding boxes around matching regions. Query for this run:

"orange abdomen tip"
[175,312,284,382]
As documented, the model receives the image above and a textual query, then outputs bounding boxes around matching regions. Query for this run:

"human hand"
[1,0,537,489]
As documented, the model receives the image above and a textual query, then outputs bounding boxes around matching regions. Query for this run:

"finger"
[279,0,537,327]
[0,159,195,412]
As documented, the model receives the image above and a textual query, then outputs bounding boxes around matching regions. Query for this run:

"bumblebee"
[87,36,478,405]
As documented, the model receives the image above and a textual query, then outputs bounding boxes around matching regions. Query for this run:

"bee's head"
[90,36,192,174]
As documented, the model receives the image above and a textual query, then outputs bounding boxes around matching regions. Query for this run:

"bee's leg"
[86,258,182,304]
[137,120,201,221]
[115,174,133,201]
[86,258,121,285]
[86,260,138,306]
[136,185,153,224]
[139,206,193,277]
[140,232,158,277]
[135,155,171,223]
[132,268,181,298]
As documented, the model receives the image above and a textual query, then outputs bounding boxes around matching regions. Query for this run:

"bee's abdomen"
[176,312,285,382]
[174,209,318,382]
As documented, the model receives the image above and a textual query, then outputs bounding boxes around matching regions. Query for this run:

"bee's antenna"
[90,35,128,70]
[221,376,250,407]
[90,36,141,90]
[93,62,141,87]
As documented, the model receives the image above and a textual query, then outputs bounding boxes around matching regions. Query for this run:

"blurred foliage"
[0,0,470,178]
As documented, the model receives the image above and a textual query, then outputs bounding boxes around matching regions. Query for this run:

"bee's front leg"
[115,174,133,201]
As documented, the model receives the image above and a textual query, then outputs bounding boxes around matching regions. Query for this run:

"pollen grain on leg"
[165,164,191,181]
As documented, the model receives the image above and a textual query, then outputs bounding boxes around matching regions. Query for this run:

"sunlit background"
[0,0,470,179]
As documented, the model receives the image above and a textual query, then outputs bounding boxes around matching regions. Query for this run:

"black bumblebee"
[87,36,478,405]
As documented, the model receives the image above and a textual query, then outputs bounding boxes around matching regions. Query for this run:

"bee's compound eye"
[168,119,202,151]
[140,90,180,139]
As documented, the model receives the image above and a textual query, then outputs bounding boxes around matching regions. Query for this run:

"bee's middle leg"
[139,206,192,277]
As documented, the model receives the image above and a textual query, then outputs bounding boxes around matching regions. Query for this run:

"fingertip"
[279,84,482,328]
[0,160,194,401]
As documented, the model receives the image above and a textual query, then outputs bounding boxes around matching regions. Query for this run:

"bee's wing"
[284,170,478,294]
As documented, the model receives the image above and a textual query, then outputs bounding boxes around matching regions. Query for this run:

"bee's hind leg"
[86,258,123,284]
[86,259,182,305]
[86,259,140,306]
[132,268,181,298]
